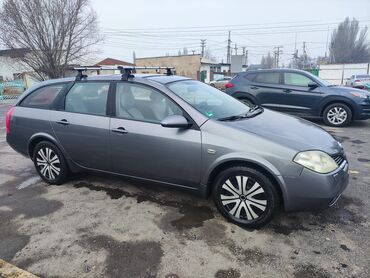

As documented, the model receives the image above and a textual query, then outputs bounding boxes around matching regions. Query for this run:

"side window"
[284,73,312,87]
[65,82,109,116]
[116,83,183,123]
[20,84,65,109]
[244,73,257,81]
[254,73,280,84]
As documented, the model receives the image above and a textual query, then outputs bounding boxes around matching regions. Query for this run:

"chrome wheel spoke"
[221,175,267,221]
[37,147,60,180]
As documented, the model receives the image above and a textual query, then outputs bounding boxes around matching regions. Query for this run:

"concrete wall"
[319,63,370,85]
[135,55,202,80]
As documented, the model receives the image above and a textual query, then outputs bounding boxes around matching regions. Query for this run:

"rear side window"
[20,84,65,109]
[284,73,312,87]
[244,73,257,81]
[65,82,109,116]
[254,72,280,84]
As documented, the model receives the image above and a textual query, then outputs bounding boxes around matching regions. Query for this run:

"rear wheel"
[323,103,352,127]
[238,97,254,107]
[33,141,68,185]
[212,166,279,228]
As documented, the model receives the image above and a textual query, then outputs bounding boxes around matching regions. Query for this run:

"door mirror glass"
[161,115,190,128]
[308,81,319,89]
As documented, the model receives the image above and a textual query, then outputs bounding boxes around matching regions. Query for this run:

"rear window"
[244,73,257,81]
[20,84,65,109]
[254,72,280,84]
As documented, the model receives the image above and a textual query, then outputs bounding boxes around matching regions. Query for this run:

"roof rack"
[71,66,175,81]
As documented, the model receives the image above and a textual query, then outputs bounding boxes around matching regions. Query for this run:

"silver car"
[6,72,349,228]
[346,74,370,89]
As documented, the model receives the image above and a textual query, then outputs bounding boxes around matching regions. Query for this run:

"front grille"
[332,154,345,166]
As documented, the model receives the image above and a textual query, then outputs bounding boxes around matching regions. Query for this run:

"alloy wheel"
[220,175,267,220]
[327,107,348,125]
[36,147,61,180]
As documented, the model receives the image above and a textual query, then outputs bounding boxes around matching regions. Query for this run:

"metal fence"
[0,80,26,101]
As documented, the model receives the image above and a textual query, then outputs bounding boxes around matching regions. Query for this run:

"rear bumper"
[282,160,349,212]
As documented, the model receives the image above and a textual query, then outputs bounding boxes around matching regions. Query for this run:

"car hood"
[224,109,342,154]
[329,85,370,95]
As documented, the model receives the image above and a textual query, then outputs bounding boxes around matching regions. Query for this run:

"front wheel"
[33,141,69,185]
[212,166,279,228]
[323,103,352,127]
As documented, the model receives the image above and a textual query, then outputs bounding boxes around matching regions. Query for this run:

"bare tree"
[261,52,274,69]
[203,48,217,61]
[329,17,370,63]
[0,0,102,79]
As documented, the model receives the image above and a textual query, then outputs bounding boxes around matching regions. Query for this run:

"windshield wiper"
[218,106,264,121]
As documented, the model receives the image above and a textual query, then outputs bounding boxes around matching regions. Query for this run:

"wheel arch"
[320,98,356,118]
[28,133,62,159]
[206,159,285,208]
[232,91,258,104]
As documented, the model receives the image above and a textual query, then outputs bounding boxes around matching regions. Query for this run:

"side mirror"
[308,82,319,89]
[161,115,190,128]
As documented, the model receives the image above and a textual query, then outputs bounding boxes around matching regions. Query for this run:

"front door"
[110,82,202,187]
[280,72,324,116]
[51,82,111,171]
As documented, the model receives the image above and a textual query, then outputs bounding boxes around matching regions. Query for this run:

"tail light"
[5,106,15,135]
[225,82,234,89]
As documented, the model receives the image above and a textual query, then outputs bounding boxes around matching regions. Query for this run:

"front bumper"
[282,159,349,211]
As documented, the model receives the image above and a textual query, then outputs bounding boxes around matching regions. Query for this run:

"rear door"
[50,82,111,171]
[109,82,202,187]
[280,72,324,116]
[249,72,285,111]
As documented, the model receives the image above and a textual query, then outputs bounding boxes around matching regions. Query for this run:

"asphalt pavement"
[0,102,369,278]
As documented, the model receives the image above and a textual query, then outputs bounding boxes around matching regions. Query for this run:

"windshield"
[312,74,332,86]
[167,80,250,120]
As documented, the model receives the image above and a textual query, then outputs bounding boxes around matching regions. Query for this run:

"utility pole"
[234,44,238,55]
[325,26,329,59]
[274,46,283,68]
[200,39,207,57]
[245,50,248,66]
[303,41,307,69]
[242,46,246,65]
[226,31,231,64]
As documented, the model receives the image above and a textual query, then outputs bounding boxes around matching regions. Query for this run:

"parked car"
[209,76,232,90]
[225,69,370,127]
[345,74,370,88]
[6,71,349,228]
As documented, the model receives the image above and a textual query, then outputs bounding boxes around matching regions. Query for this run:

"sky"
[91,0,370,65]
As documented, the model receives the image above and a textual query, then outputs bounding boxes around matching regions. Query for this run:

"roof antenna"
[118,66,135,81]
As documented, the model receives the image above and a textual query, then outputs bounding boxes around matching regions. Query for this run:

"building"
[94,57,135,75]
[135,54,219,83]
[0,48,38,88]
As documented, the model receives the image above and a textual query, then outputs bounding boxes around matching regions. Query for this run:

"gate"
[0,80,25,101]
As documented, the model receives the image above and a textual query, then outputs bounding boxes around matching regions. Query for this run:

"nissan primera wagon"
[6,72,349,228]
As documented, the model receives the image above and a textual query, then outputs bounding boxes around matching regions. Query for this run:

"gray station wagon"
[6,68,349,228]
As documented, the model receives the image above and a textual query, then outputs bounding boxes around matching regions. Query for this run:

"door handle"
[112,127,128,134]
[283,89,292,93]
[56,119,69,125]
[250,86,259,90]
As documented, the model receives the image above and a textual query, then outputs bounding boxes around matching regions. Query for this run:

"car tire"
[323,103,352,127]
[239,97,254,107]
[212,166,279,228]
[33,141,69,185]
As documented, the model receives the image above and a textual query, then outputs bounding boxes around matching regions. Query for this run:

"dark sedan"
[225,69,370,127]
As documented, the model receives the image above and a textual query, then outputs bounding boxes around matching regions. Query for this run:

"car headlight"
[293,151,338,174]
[350,92,368,99]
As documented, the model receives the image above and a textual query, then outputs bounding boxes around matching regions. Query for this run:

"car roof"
[240,68,311,75]
[41,74,191,85]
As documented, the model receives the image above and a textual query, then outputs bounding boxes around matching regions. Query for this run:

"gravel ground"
[0,102,369,278]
